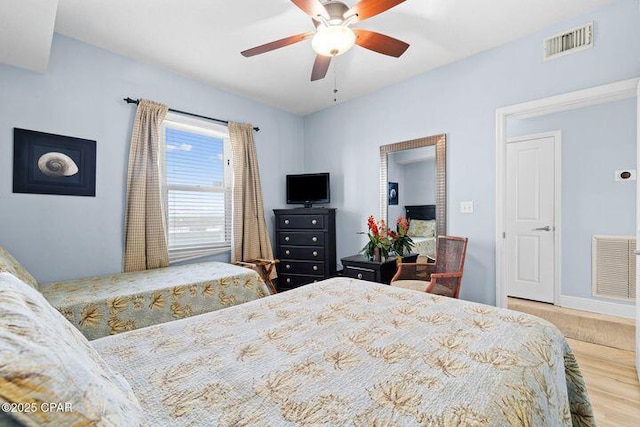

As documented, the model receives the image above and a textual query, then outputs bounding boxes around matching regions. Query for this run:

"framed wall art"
[388,182,398,205]
[13,128,96,197]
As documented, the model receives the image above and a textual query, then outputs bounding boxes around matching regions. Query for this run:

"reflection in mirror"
[380,134,446,258]
[387,146,436,221]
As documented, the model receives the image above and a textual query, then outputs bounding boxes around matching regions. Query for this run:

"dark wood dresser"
[274,208,336,291]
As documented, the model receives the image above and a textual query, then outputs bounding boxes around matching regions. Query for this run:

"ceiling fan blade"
[353,29,409,57]
[345,0,405,23]
[311,55,332,81]
[241,32,314,57]
[291,0,329,20]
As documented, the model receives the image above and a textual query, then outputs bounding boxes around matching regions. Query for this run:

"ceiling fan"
[241,0,409,81]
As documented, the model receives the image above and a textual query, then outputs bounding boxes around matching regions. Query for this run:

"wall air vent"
[592,235,636,301]
[544,23,593,61]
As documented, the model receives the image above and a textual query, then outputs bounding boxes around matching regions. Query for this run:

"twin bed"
[1,270,595,426]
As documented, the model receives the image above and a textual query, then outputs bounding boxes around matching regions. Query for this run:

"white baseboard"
[558,295,635,319]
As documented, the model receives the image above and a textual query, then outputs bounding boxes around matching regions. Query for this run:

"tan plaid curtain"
[123,99,169,272]
[229,122,275,276]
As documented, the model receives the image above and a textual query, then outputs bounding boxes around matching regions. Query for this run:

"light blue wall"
[404,159,436,206]
[303,0,640,304]
[0,35,304,282]
[507,98,636,303]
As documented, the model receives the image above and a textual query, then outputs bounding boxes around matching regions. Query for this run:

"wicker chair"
[233,259,279,295]
[391,236,468,298]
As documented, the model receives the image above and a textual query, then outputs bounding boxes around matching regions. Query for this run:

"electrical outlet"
[460,201,474,214]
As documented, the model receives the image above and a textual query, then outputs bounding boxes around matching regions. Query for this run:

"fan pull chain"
[333,58,338,103]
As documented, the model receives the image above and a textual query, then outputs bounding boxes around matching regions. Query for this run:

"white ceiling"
[0,0,58,72]
[1,0,615,114]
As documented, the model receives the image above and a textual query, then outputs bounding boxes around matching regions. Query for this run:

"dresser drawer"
[279,232,324,246]
[279,215,324,229]
[278,274,322,290]
[343,265,376,282]
[279,260,324,276]
[280,246,324,261]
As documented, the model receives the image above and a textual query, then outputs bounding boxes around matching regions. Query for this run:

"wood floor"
[567,338,640,426]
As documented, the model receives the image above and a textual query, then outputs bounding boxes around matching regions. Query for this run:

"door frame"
[495,77,640,309]
[506,131,562,305]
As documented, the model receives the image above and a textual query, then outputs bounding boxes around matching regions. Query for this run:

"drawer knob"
[286,278,291,283]
[313,265,318,271]
[285,236,290,241]
[311,219,317,225]
[312,236,318,242]
[285,250,291,255]
[286,264,291,269]
[357,273,363,279]
[284,219,290,225]
[312,251,318,257]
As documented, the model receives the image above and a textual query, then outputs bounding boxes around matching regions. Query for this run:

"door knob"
[532,225,552,231]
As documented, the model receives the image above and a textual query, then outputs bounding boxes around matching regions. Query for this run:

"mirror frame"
[380,133,447,236]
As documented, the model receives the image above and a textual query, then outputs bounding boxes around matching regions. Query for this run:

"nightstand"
[340,253,419,285]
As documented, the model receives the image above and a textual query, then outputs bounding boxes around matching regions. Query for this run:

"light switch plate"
[460,201,474,214]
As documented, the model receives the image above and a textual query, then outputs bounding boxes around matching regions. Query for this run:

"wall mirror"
[380,134,446,257]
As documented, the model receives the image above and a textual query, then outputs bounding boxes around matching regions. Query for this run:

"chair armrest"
[430,272,463,279]
[426,272,464,298]
[234,261,256,268]
[253,258,280,265]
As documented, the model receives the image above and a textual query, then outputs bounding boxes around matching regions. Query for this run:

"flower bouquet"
[361,216,393,261]
[390,216,414,256]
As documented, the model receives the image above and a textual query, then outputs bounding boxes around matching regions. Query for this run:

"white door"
[506,134,557,303]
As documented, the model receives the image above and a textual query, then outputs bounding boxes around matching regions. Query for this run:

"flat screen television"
[286,173,330,208]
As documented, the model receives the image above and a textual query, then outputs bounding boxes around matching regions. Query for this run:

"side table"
[340,253,419,285]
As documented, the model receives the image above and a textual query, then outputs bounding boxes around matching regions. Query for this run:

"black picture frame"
[388,182,398,205]
[13,128,96,197]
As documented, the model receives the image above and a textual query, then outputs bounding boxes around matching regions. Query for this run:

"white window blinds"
[162,116,232,263]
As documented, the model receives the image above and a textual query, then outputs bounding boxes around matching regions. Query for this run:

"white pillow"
[0,246,38,289]
[0,272,146,426]
[407,219,436,237]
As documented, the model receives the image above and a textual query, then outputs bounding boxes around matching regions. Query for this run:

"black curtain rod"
[123,97,260,132]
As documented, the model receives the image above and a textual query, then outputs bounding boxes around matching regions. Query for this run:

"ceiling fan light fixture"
[311,25,356,57]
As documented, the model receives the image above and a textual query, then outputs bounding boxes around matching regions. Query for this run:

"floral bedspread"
[40,262,269,340]
[92,277,594,427]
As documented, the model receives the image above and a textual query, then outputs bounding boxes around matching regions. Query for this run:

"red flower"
[367,215,378,235]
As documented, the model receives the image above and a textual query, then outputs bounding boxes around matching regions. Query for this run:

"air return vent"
[592,235,636,301]
[544,23,593,61]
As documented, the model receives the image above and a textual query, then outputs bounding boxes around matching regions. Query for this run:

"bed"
[39,262,269,340]
[406,204,437,258]
[0,271,595,426]
[0,244,270,340]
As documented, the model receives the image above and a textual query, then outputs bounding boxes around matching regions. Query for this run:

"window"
[161,113,232,263]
